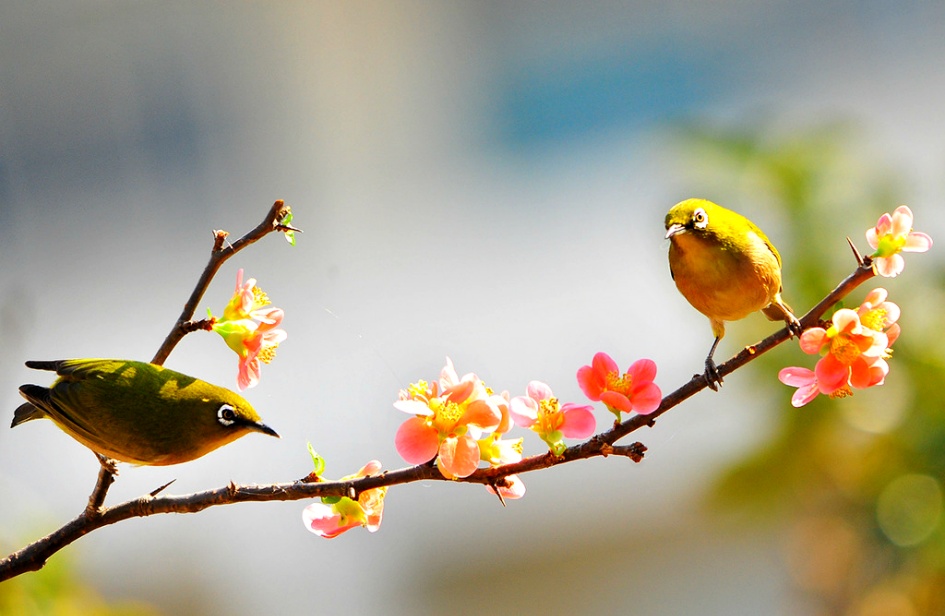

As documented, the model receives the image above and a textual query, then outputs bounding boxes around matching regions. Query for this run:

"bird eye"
[217,404,237,427]
[692,208,708,229]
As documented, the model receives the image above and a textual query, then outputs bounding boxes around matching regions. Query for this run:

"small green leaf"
[307,442,326,476]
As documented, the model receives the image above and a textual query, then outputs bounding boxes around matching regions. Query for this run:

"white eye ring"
[692,208,708,230]
[217,404,237,427]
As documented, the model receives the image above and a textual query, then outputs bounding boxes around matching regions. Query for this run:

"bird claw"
[704,358,722,391]
[786,315,803,338]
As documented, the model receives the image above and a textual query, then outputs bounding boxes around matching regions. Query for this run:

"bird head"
[664,198,717,240]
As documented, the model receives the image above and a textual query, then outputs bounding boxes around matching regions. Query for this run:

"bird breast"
[669,230,782,322]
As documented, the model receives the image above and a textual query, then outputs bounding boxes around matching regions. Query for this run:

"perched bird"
[12,359,278,465]
[665,198,801,390]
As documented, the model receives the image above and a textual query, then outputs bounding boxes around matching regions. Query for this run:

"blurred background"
[2,2,945,614]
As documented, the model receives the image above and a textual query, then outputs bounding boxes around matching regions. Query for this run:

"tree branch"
[0,246,878,582]
[150,199,291,366]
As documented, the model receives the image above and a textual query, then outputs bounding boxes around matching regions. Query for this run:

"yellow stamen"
[830,336,861,366]
[860,308,888,332]
[829,385,853,399]
[537,397,564,433]
[258,345,278,364]
[252,286,270,308]
[605,371,632,394]
[407,380,430,399]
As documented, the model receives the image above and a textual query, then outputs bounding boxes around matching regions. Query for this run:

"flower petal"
[394,417,439,464]
[393,399,434,416]
[525,380,554,402]
[791,382,821,407]
[302,503,359,539]
[509,395,538,427]
[600,391,633,414]
[559,404,596,438]
[629,382,662,415]
[626,358,657,384]
[462,399,502,432]
[904,231,933,252]
[778,366,816,387]
[576,365,604,401]
[799,328,827,354]
[438,435,480,478]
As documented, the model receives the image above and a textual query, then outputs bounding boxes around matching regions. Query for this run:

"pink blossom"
[510,381,596,455]
[800,309,888,392]
[783,290,901,405]
[576,352,662,418]
[211,269,287,389]
[866,205,932,277]
[393,359,502,479]
[302,460,387,539]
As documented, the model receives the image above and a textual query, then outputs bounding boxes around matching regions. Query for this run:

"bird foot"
[786,314,803,338]
[704,358,723,391]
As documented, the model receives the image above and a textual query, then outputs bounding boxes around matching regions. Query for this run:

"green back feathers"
[13,359,277,465]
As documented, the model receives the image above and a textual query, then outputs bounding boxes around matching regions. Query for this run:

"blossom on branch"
[510,381,595,456]
[780,289,900,406]
[866,205,932,277]
[394,358,503,479]
[576,352,662,419]
[302,459,387,539]
[209,269,287,389]
[478,391,526,500]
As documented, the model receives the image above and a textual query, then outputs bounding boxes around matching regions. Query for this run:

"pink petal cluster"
[866,205,932,277]
[211,269,287,389]
[394,358,504,479]
[576,352,662,419]
[302,460,387,538]
[780,289,899,407]
[510,381,596,456]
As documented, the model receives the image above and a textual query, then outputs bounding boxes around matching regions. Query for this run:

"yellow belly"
[669,231,781,324]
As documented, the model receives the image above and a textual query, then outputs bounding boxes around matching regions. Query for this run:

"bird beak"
[665,223,686,239]
[251,421,280,439]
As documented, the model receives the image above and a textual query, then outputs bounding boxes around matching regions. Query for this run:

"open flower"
[577,352,662,419]
[857,287,901,345]
[866,205,932,277]
[210,269,287,389]
[394,358,502,479]
[800,309,888,392]
[783,290,902,406]
[302,460,387,539]
[510,381,595,456]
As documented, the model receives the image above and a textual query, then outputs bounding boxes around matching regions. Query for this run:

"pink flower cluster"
[392,354,661,494]
[780,289,900,407]
[210,269,287,389]
[394,358,525,498]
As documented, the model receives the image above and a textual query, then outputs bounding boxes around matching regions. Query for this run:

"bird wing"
[16,382,104,448]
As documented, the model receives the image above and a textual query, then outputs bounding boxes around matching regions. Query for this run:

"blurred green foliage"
[677,120,945,614]
[0,545,161,615]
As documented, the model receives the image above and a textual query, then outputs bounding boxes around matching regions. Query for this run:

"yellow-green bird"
[665,199,801,390]
[12,359,279,465]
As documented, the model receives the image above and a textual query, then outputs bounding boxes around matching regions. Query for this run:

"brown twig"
[0,249,878,583]
[150,199,291,366]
